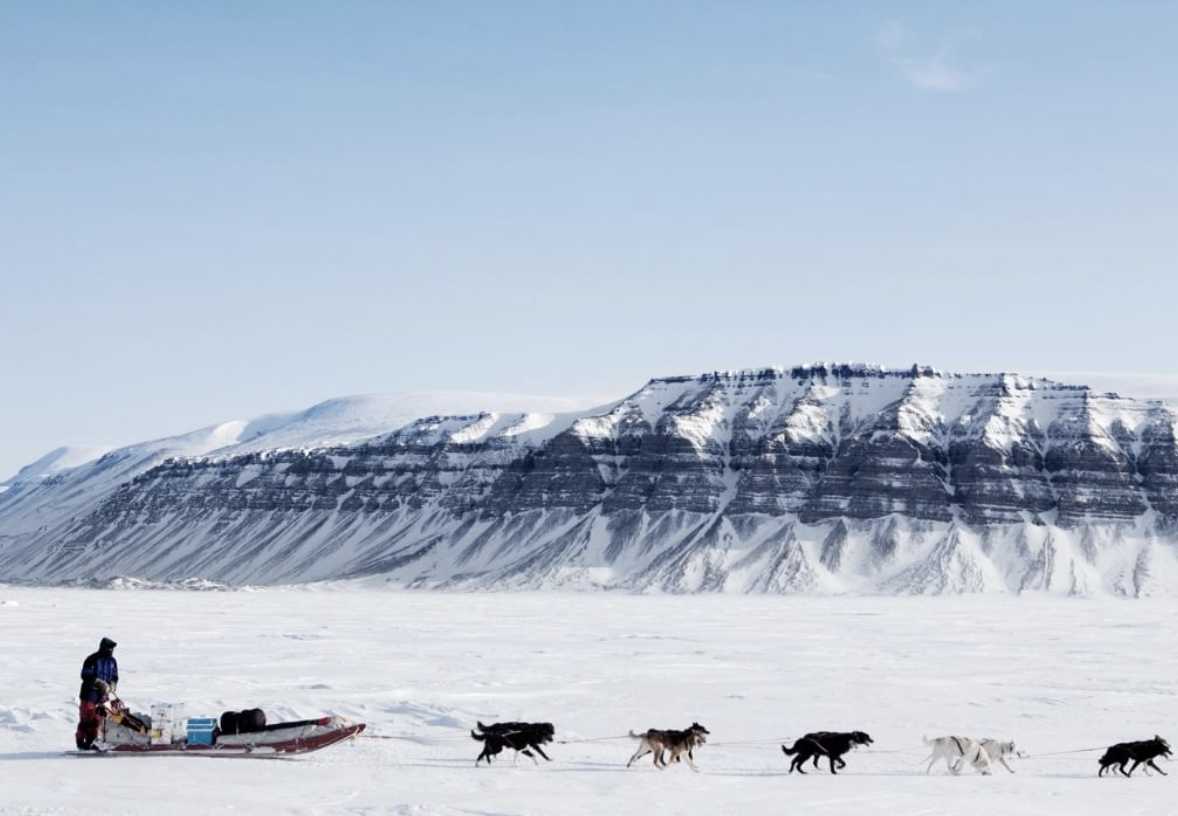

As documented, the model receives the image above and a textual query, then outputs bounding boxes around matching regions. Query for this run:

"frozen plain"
[1,587,1175,816]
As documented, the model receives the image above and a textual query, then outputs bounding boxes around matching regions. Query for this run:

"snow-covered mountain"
[3,365,1178,595]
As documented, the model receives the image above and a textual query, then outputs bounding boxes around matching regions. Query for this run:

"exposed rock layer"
[2,366,1177,595]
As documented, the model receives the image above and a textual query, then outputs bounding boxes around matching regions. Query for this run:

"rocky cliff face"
[3,365,1178,595]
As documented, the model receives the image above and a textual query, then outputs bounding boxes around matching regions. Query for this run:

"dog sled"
[77,697,365,757]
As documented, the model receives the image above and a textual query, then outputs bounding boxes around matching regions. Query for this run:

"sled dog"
[781,731,873,774]
[627,722,710,771]
[1098,736,1171,778]
[977,738,1023,773]
[471,721,555,766]
[923,735,993,775]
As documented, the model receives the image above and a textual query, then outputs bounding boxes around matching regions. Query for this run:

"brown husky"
[626,722,710,771]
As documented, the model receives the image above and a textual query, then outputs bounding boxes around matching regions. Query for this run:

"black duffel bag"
[240,708,267,733]
[219,708,268,735]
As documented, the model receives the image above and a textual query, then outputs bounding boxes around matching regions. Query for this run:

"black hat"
[99,637,117,650]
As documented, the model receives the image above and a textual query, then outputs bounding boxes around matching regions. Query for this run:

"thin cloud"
[876,22,981,93]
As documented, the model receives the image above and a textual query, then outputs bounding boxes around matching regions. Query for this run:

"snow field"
[1,588,1176,815]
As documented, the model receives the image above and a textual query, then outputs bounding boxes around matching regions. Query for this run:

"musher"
[75,636,119,749]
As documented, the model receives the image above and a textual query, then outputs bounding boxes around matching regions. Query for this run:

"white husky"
[977,739,1023,773]
[923,735,993,775]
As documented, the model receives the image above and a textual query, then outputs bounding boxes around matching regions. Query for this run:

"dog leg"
[998,756,1015,774]
[972,747,992,776]
[627,747,649,768]
[533,745,552,762]
[1148,759,1167,776]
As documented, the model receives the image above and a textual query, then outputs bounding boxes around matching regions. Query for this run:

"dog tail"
[922,734,932,746]
[471,730,487,742]
[629,730,645,740]
[781,741,799,755]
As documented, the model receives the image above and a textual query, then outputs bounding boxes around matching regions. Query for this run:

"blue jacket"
[79,649,119,702]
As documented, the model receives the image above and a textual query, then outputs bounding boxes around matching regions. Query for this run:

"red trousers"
[75,700,101,749]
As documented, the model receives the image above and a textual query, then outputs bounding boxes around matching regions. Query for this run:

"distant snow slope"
[4,393,597,485]
[2,366,1178,594]
[220,392,598,456]
[1,445,112,487]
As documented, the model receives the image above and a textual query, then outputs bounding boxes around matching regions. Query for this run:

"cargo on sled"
[84,696,365,756]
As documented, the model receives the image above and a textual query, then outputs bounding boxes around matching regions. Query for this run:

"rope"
[363,730,633,745]
[1021,746,1105,759]
[365,731,635,745]
[360,735,418,741]
[360,732,474,743]
[709,736,796,747]
[864,745,926,755]
[360,731,1110,765]
[866,748,931,769]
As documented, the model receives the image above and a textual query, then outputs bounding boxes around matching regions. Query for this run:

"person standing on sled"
[75,636,119,749]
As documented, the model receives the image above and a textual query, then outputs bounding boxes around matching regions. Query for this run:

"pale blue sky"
[2,1,1177,478]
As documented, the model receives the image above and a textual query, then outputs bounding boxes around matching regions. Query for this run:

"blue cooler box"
[187,717,217,746]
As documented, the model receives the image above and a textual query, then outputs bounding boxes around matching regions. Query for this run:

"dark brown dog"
[627,722,710,771]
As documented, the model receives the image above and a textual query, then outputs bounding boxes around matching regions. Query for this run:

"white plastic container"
[150,703,186,745]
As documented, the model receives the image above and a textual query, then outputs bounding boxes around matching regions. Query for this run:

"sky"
[2,1,1177,479]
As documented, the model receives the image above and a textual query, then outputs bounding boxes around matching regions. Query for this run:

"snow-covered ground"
[1,588,1175,815]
